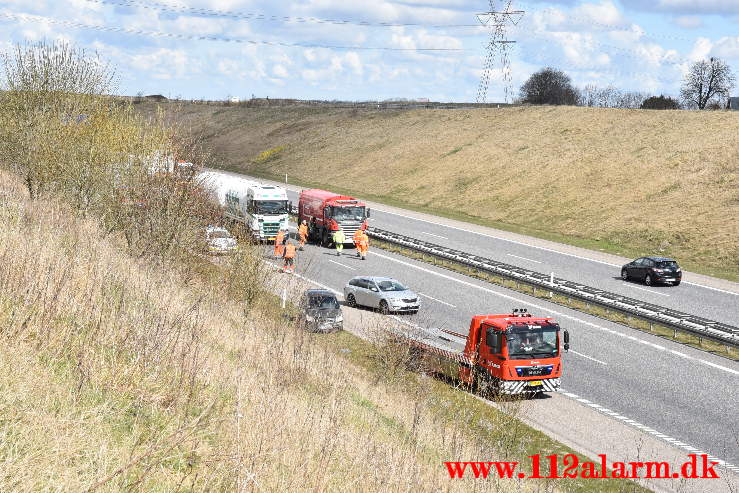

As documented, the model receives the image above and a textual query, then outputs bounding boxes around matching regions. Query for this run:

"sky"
[0,0,738,102]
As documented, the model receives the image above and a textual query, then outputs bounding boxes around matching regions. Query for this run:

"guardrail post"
[549,272,554,298]
[649,322,654,332]
[281,287,287,309]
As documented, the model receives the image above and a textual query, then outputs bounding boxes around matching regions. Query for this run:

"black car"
[298,289,343,333]
[621,257,682,286]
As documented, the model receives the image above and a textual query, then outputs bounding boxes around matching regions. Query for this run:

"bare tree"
[519,67,578,106]
[578,84,599,107]
[680,57,736,110]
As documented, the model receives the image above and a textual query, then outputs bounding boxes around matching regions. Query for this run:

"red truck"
[413,309,569,395]
[298,189,370,247]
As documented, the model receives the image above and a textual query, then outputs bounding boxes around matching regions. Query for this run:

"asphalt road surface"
[277,187,739,324]
[279,236,739,468]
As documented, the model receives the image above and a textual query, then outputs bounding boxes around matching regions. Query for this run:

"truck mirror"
[563,330,570,352]
[366,208,371,218]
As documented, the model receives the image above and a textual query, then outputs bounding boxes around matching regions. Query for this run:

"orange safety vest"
[299,224,308,238]
[284,244,296,259]
[353,230,363,242]
[275,231,285,244]
[359,235,369,248]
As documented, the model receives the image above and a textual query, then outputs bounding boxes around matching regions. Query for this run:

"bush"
[640,95,680,110]
[519,67,578,106]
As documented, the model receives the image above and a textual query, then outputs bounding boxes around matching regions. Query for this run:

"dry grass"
[148,103,739,280]
[0,170,579,492]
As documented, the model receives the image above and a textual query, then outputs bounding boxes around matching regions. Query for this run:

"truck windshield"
[331,206,365,221]
[506,325,559,359]
[255,200,288,215]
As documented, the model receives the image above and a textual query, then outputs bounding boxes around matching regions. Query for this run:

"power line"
[476,1,524,103]
[85,0,494,29]
[0,12,467,51]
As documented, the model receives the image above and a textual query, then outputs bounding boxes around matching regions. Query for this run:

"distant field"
[145,102,739,280]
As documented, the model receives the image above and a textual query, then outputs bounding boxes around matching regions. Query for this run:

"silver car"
[343,276,420,314]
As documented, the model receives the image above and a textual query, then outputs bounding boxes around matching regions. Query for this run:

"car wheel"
[673,280,681,286]
[346,293,357,308]
[379,300,390,315]
[621,269,628,281]
[644,274,653,286]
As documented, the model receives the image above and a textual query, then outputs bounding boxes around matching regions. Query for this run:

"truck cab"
[459,309,568,394]
[245,185,290,241]
[298,189,369,247]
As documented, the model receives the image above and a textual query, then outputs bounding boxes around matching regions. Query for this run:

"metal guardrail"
[368,227,739,349]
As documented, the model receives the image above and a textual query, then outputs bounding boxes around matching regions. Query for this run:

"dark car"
[299,289,343,333]
[621,257,682,286]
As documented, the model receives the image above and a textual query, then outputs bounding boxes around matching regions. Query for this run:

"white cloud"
[622,0,739,14]
[272,64,288,78]
[672,16,705,29]
[712,37,739,59]
[130,48,192,79]
[688,37,714,61]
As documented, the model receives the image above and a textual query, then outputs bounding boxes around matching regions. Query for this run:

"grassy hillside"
[2,169,650,492]
[152,102,739,280]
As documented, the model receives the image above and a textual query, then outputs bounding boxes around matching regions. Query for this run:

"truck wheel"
[673,280,681,286]
[321,229,330,248]
[379,300,390,315]
[346,293,357,308]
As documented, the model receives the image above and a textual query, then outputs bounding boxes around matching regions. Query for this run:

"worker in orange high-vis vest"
[298,220,308,250]
[282,240,297,273]
[353,229,363,257]
[274,229,285,257]
[357,230,369,260]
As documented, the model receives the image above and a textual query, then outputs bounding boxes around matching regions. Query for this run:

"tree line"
[519,57,736,110]
[0,41,218,261]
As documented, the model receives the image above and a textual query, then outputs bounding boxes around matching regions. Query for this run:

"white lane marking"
[376,205,739,296]
[327,259,355,271]
[569,350,607,365]
[507,253,542,264]
[682,281,739,296]
[622,283,671,297]
[370,251,739,376]
[560,389,739,474]
[274,255,738,473]
[229,171,739,297]
[418,292,457,308]
[374,207,622,266]
[263,261,341,296]
[420,231,449,240]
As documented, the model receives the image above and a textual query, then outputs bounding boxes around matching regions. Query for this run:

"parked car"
[299,289,343,332]
[343,276,420,314]
[621,256,682,286]
[206,225,238,254]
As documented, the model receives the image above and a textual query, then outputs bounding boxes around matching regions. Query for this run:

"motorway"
[213,170,739,471]
[278,187,739,324]
[282,233,739,470]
